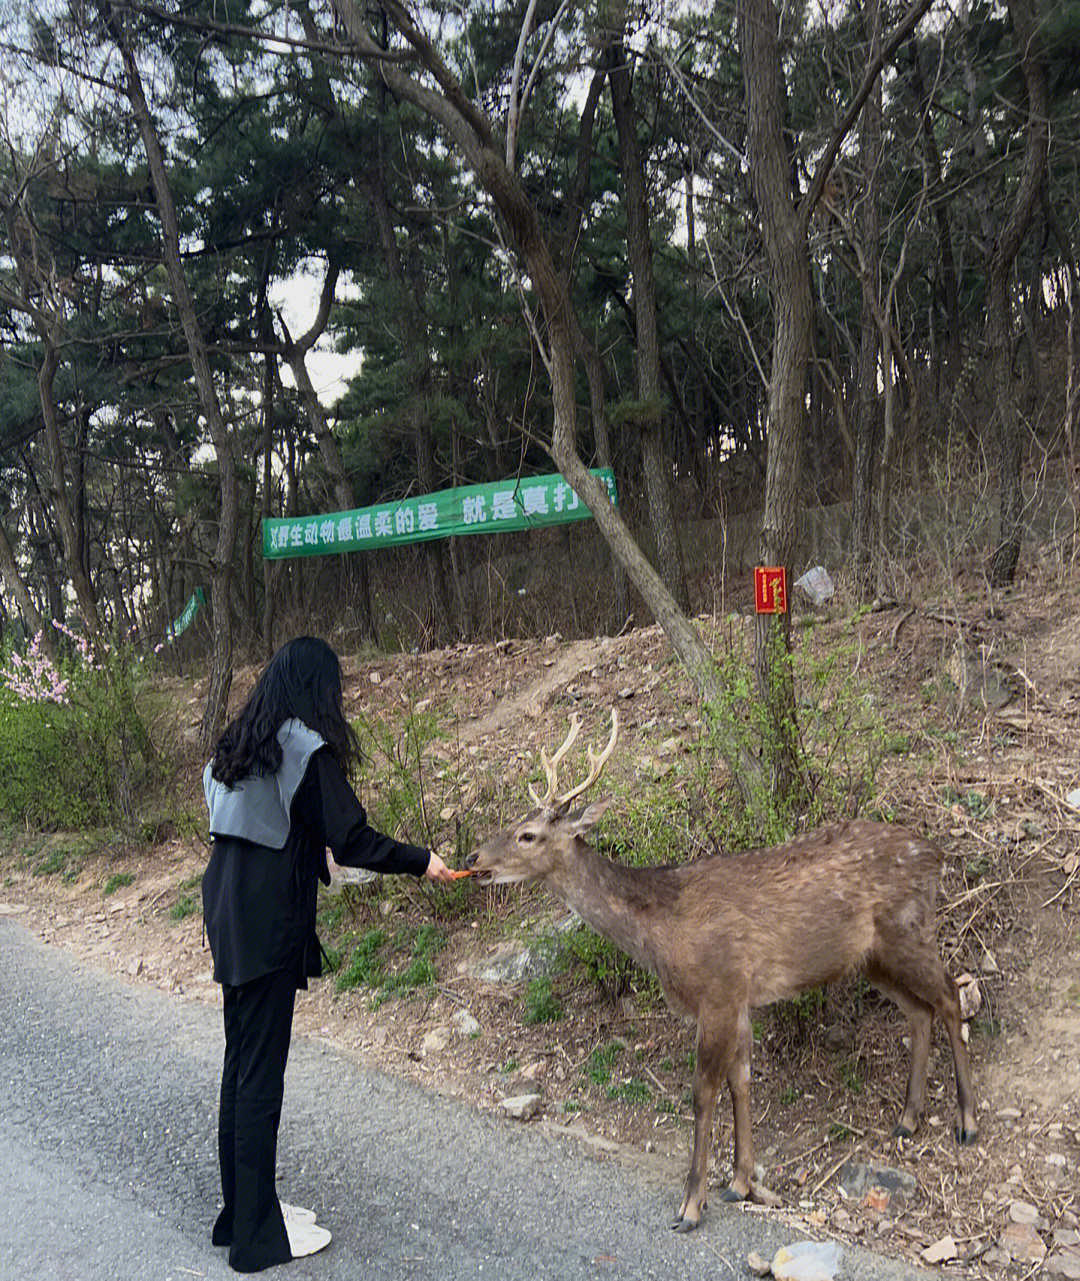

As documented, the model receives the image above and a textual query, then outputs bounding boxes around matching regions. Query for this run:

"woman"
[201,636,453,1272]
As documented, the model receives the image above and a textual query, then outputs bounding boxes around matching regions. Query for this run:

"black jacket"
[202,748,430,988]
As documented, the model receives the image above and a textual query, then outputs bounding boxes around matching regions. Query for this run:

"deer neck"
[546,841,664,971]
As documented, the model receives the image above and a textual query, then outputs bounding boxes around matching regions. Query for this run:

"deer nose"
[464,851,477,869]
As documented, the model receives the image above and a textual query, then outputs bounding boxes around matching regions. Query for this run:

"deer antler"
[555,709,619,806]
[528,713,582,805]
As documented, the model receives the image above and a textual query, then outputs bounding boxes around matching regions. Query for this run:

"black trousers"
[212,968,297,1273]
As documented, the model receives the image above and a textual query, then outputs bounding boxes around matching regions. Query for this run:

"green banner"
[167,587,205,640]
[262,469,618,560]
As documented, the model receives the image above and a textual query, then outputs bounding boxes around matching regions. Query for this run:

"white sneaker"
[280,1202,317,1226]
[286,1218,332,1259]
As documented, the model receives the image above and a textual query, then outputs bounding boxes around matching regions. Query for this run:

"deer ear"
[569,795,613,834]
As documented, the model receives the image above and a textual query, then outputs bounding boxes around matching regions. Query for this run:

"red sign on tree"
[754,566,788,614]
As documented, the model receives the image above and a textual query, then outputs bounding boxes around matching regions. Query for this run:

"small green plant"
[779,1085,800,1105]
[966,856,991,883]
[607,1078,651,1104]
[103,871,135,896]
[385,924,444,996]
[501,1058,519,1075]
[778,985,827,1027]
[828,1123,852,1141]
[962,790,992,819]
[585,1041,624,1086]
[656,1098,679,1115]
[169,893,200,922]
[838,1059,864,1095]
[522,977,564,1024]
[564,926,637,1003]
[334,923,445,1003]
[336,928,388,993]
[33,846,71,877]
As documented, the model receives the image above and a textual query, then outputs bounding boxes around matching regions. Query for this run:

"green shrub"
[701,620,887,849]
[0,630,157,831]
[352,708,442,845]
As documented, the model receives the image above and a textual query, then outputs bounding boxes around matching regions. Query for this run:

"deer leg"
[724,1008,755,1201]
[939,994,978,1145]
[865,962,933,1136]
[903,959,979,1144]
[867,957,978,1144]
[896,996,934,1138]
[672,1013,736,1232]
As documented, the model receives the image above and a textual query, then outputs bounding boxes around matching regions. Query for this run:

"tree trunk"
[108,3,238,746]
[909,41,962,380]
[37,342,102,633]
[736,0,813,794]
[284,343,377,642]
[0,199,102,635]
[553,55,629,631]
[850,0,882,603]
[366,58,453,641]
[0,517,51,653]
[258,351,285,657]
[609,37,689,613]
[982,0,1049,585]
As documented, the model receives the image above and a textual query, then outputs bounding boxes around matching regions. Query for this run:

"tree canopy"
[2,0,1077,743]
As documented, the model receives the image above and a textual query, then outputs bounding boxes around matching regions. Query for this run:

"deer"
[466,710,979,1232]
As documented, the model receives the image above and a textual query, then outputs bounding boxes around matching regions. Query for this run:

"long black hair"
[210,636,360,786]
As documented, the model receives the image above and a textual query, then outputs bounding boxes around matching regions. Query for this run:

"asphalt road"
[0,918,927,1280]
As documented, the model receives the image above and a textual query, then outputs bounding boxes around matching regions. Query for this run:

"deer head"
[467,710,618,885]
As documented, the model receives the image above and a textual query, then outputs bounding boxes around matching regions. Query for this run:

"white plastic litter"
[794,566,836,606]
[771,1239,844,1280]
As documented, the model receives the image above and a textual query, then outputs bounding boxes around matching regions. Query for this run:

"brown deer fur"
[467,807,978,1231]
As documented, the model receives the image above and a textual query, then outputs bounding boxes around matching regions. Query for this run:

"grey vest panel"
[203,718,326,849]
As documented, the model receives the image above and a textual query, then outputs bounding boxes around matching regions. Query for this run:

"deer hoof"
[956,1124,978,1146]
[719,1187,746,1203]
[670,1216,699,1233]
[892,1123,915,1139]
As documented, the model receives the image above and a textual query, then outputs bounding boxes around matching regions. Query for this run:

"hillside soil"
[2,569,1078,1277]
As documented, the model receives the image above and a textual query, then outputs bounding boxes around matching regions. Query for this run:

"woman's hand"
[424,851,457,884]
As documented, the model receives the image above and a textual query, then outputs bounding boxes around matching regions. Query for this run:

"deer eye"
[518,830,536,844]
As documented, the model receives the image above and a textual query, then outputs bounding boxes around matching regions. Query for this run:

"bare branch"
[799,0,935,231]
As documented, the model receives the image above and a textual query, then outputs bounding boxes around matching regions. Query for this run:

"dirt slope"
[2,584,1078,1276]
